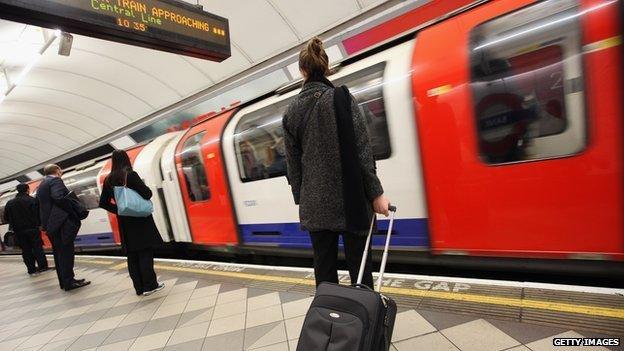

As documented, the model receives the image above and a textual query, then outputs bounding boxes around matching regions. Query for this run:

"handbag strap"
[123,171,128,187]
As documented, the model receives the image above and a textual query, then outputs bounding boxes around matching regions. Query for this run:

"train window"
[336,63,391,160]
[64,168,101,210]
[180,132,211,201]
[234,101,290,182]
[234,63,391,182]
[469,0,586,164]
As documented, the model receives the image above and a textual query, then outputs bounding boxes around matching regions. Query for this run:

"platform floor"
[0,255,622,351]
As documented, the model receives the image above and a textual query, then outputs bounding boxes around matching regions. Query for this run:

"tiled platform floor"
[0,256,621,351]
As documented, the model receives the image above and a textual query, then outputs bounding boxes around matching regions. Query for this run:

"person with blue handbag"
[99,150,164,296]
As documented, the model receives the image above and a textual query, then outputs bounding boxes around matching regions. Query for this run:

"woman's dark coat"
[99,171,163,251]
[283,80,384,234]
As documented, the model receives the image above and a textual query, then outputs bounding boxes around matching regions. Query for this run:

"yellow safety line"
[110,262,128,270]
[381,286,624,320]
[72,259,624,320]
[78,259,115,265]
[153,264,311,285]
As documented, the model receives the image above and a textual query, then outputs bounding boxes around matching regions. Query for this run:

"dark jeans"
[127,249,158,294]
[16,229,47,274]
[309,231,374,289]
[48,232,75,288]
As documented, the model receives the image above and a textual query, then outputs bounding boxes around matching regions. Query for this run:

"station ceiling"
[0,0,387,180]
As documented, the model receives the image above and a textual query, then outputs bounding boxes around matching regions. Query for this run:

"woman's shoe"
[142,282,165,296]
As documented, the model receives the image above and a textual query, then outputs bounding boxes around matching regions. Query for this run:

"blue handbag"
[114,173,153,217]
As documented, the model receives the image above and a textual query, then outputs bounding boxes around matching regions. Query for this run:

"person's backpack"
[114,172,153,217]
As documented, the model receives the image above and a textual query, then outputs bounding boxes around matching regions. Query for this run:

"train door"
[134,132,181,242]
[98,145,145,246]
[412,0,623,259]
[176,113,238,245]
[161,132,192,243]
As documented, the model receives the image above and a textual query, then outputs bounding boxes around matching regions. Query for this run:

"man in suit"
[37,164,90,291]
[3,183,50,275]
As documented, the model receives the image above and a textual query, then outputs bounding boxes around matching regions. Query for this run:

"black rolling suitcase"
[297,206,398,351]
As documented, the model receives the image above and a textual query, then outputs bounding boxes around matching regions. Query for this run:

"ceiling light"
[0,27,63,105]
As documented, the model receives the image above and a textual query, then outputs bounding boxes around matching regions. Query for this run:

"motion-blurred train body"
[1,0,622,261]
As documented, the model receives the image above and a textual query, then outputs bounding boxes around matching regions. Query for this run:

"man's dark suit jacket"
[37,176,81,244]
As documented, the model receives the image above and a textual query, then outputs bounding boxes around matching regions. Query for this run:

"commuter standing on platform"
[37,164,90,291]
[3,183,50,276]
[99,150,165,296]
[283,37,391,288]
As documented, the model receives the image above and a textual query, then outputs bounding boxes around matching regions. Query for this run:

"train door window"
[469,0,585,164]
[336,63,391,160]
[180,132,211,201]
[234,100,291,182]
[64,168,101,210]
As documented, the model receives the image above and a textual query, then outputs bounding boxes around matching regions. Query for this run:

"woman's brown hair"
[299,37,329,80]
[106,149,132,187]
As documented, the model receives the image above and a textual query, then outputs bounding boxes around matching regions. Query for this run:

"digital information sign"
[0,0,230,61]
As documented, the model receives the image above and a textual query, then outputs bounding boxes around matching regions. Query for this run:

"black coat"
[99,171,163,252]
[3,193,40,232]
[37,176,82,244]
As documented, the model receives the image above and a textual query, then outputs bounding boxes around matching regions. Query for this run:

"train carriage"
[220,40,428,249]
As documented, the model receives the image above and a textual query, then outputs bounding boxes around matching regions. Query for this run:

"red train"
[1,0,622,262]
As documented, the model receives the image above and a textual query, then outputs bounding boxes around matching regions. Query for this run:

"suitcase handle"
[356,205,397,292]
[352,283,374,291]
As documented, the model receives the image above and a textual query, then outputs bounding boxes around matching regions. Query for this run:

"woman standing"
[283,37,391,288]
[99,150,164,296]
